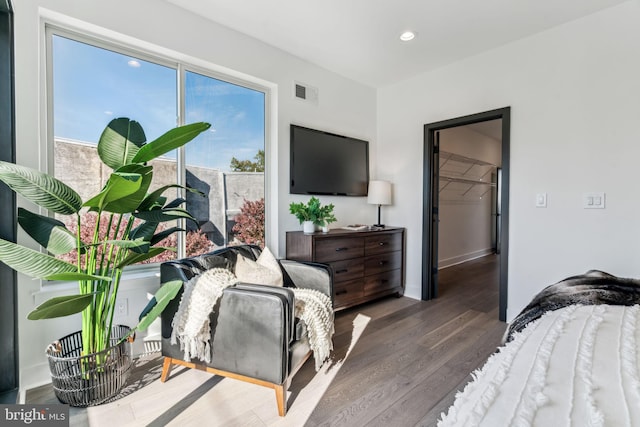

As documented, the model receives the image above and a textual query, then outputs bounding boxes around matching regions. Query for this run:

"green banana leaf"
[131,122,211,163]
[81,236,153,255]
[150,227,183,245]
[128,222,157,254]
[133,208,196,223]
[27,293,96,320]
[45,272,112,281]
[98,118,146,170]
[117,247,173,269]
[148,197,167,210]
[105,164,153,213]
[129,223,184,254]
[135,280,182,331]
[101,238,151,250]
[130,221,158,239]
[0,239,110,281]
[0,238,82,279]
[83,172,143,212]
[17,208,77,255]
[163,198,187,209]
[0,161,82,215]
[138,184,204,211]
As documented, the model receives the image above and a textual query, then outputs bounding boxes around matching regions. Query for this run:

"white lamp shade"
[367,180,392,205]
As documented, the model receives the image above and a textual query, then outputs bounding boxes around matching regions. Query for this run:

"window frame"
[42,20,273,273]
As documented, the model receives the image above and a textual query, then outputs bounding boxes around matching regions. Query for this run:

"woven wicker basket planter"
[45,325,133,407]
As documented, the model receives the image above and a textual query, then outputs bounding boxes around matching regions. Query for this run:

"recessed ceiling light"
[400,31,416,42]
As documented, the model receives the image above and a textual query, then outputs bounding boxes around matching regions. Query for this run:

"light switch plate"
[535,193,547,208]
[583,192,605,209]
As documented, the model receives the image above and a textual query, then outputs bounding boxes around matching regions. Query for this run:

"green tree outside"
[230,149,264,172]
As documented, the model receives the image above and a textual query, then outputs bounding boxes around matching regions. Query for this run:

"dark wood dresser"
[286,227,405,310]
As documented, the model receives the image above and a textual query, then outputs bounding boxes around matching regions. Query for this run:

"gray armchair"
[158,245,333,416]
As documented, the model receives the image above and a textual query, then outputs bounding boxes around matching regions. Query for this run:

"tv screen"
[290,125,369,196]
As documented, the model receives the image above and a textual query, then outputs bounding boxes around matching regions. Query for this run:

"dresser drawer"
[365,232,403,256]
[364,269,402,295]
[364,251,402,276]
[285,228,404,311]
[330,258,364,283]
[315,237,364,262]
[334,279,364,308]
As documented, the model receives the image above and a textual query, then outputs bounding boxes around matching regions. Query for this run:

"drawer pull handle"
[336,290,348,295]
[335,247,349,252]
[335,269,348,274]
[381,279,389,284]
[379,261,388,266]
[379,242,386,246]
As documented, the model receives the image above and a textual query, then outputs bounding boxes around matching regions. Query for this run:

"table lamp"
[367,180,392,228]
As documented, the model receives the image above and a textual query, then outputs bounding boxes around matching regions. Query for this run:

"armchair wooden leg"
[275,384,286,416]
[160,355,293,416]
[161,357,174,383]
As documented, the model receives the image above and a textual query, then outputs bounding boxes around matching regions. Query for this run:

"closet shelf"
[439,150,497,168]
[439,150,498,197]
[440,176,496,186]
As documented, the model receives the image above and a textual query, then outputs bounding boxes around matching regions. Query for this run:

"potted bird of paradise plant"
[0,117,210,406]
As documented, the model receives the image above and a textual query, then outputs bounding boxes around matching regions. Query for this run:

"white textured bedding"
[438,304,640,427]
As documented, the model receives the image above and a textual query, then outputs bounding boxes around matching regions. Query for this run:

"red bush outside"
[59,212,215,266]
[231,198,265,248]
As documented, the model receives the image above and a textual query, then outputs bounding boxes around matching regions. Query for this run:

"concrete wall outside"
[54,138,264,247]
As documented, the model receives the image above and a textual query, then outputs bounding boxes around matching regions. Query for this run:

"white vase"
[303,221,315,234]
[322,224,329,233]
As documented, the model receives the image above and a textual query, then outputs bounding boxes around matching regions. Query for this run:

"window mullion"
[177,65,187,259]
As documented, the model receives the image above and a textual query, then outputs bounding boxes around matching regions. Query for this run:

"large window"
[184,71,265,249]
[49,30,266,262]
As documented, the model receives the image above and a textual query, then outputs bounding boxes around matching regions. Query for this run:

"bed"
[438,270,640,427]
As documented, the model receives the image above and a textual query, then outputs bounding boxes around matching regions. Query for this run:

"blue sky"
[52,35,265,171]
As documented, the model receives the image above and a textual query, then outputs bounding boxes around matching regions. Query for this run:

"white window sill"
[36,263,162,296]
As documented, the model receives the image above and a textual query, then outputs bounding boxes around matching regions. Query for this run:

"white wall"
[438,126,501,268]
[377,1,640,317]
[13,0,376,390]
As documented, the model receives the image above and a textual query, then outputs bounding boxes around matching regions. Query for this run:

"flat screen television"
[290,125,369,196]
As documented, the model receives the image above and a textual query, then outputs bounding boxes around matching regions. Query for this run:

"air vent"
[295,84,306,100]
[293,81,319,105]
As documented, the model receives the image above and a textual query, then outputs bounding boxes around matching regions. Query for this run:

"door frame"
[422,107,510,321]
[0,0,18,403]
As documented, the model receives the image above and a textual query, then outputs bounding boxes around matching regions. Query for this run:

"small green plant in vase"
[289,196,336,233]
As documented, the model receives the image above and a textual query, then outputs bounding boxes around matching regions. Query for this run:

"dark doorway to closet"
[422,107,510,321]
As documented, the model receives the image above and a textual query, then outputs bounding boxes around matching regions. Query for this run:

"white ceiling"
[166,0,628,88]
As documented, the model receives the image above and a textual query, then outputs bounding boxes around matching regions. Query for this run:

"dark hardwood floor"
[26,254,504,426]
[304,254,505,426]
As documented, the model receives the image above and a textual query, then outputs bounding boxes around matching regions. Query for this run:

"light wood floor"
[27,254,505,426]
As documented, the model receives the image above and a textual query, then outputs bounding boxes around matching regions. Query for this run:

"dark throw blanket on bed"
[506,269,640,341]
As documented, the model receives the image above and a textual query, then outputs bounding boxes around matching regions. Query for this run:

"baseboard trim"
[19,362,52,400]
[438,248,494,270]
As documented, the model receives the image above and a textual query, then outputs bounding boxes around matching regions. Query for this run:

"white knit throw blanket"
[292,288,334,371]
[171,268,334,369]
[170,268,237,363]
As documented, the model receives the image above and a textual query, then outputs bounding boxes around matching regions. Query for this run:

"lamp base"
[373,205,386,229]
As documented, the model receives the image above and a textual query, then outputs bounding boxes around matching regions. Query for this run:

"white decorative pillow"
[235,246,284,287]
